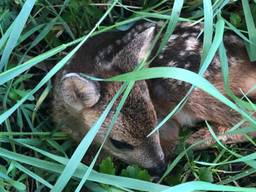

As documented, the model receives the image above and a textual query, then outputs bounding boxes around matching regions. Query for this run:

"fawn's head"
[54,23,166,173]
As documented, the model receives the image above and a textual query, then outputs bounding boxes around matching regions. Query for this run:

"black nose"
[148,161,166,176]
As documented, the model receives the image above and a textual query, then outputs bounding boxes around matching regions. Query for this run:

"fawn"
[52,22,256,175]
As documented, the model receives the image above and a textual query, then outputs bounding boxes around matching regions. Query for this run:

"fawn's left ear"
[113,26,156,70]
[60,73,100,111]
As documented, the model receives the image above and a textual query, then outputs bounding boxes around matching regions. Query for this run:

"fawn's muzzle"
[148,160,166,176]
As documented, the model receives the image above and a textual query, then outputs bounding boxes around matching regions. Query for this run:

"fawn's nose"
[148,160,166,176]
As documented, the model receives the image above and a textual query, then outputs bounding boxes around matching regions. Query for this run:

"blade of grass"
[162,181,256,192]
[242,0,256,61]
[0,131,65,137]
[218,168,256,185]
[201,0,213,63]
[0,0,36,71]
[157,0,184,55]
[194,122,256,172]
[0,44,66,86]
[19,18,58,64]
[17,24,45,45]
[14,162,53,189]
[224,19,251,43]
[0,18,14,52]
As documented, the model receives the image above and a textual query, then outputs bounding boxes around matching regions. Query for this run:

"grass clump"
[0,0,256,191]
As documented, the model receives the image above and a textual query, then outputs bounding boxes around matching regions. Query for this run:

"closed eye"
[110,138,134,150]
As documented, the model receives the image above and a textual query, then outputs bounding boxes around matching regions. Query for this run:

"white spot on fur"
[218,135,228,142]
[158,54,164,59]
[185,37,198,51]
[99,51,105,58]
[181,33,189,38]
[177,80,183,85]
[229,56,244,65]
[167,60,177,66]
[107,45,113,54]
[179,51,186,56]
[180,22,193,28]
[102,62,113,70]
[169,34,179,42]
[191,32,199,37]
[162,45,168,51]
[185,63,190,68]
[95,56,112,70]
[174,109,198,126]
[193,24,201,30]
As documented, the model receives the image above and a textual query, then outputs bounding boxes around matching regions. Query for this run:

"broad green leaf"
[198,167,214,182]
[99,157,116,175]
[121,165,151,181]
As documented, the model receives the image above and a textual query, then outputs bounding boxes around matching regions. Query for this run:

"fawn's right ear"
[60,73,100,111]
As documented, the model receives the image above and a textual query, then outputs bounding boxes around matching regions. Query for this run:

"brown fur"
[52,21,256,171]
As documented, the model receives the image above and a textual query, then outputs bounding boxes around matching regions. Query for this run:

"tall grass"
[0,0,256,191]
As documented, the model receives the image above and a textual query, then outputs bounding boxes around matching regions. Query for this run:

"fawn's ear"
[113,26,156,70]
[60,73,100,111]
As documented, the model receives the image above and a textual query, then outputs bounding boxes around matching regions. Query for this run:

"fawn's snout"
[148,158,166,176]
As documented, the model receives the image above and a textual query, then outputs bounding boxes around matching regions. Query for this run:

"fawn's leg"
[186,125,256,150]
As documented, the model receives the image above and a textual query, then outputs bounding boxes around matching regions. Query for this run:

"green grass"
[0,0,256,191]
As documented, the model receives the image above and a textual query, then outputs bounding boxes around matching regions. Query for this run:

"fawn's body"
[52,22,256,174]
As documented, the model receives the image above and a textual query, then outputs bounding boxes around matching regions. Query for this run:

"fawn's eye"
[110,138,134,150]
